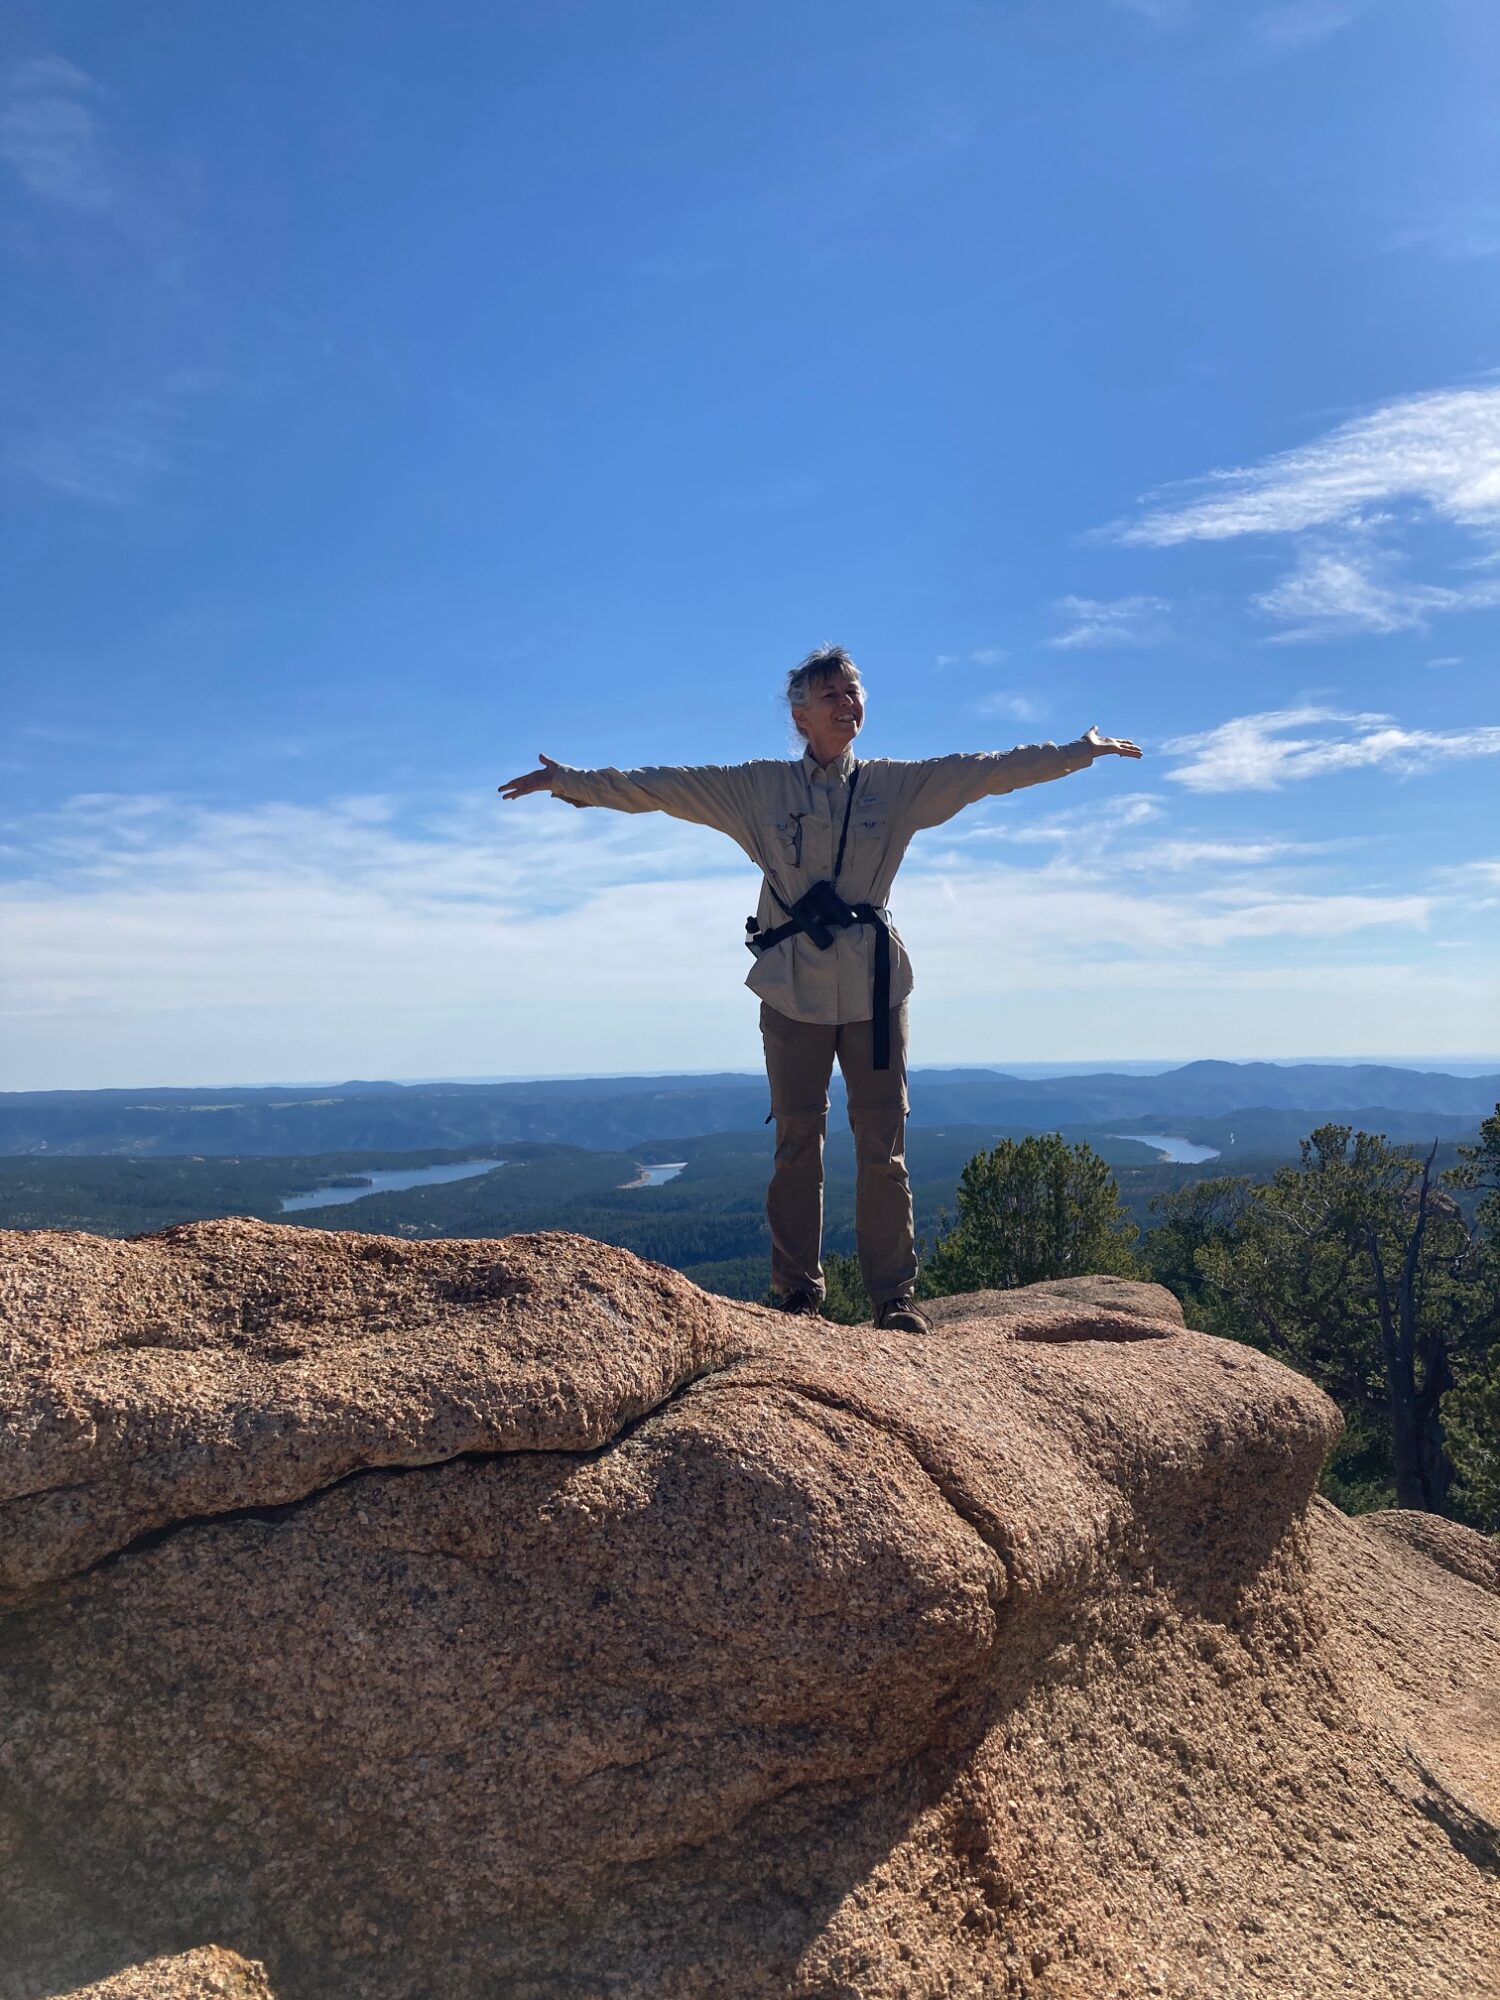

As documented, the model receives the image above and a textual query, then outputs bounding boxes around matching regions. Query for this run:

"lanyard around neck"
[830,760,860,886]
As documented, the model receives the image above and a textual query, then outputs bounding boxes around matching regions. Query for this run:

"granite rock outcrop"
[1,1218,1496,1999]
[53,1949,273,2000]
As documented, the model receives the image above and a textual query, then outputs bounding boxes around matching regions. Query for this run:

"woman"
[501,645,1141,1331]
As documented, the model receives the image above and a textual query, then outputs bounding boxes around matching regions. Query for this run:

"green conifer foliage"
[920,1133,1141,1297]
[1144,1117,1500,1526]
[1442,1107,1500,1526]
[819,1250,870,1326]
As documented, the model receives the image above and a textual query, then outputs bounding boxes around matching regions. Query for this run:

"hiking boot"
[774,1289,824,1317]
[875,1294,931,1335]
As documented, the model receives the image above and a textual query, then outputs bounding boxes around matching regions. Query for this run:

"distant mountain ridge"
[1,1060,1495,1158]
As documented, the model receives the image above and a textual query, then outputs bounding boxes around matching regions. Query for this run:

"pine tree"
[921,1133,1140,1297]
[1442,1107,1500,1526]
[1175,1122,1496,1521]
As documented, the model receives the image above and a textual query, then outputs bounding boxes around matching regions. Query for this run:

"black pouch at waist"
[785,879,857,948]
[743,889,896,1071]
[745,879,855,954]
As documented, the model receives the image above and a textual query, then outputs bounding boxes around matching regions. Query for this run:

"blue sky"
[2,0,1497,1088]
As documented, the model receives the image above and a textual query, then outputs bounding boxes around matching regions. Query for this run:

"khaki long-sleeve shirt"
[548,739,1096,1024]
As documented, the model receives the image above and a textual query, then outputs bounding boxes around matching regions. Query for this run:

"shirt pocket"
[764,813,805,868]
[842,812,889,884]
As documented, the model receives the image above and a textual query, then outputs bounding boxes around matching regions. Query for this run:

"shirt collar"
[802,744,857,785]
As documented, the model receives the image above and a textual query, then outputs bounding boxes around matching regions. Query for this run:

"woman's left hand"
[1082,724,1143,760]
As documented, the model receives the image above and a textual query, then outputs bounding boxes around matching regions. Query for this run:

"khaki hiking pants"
[759,999,917,1310]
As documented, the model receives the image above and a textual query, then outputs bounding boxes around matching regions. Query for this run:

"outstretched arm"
[498,752,756,840]
[900,725,1142,832]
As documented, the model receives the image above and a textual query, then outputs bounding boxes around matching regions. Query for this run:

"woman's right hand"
[499,753,561,800]
[1081,725,1143,760]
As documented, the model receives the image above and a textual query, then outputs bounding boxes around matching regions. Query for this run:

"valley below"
[1,1060,1492,1304]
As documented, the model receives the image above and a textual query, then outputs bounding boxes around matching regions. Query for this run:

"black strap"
[831,760,860,886]
[764,761,861,923]
[861,904,893,1070]
[747,916,800,950]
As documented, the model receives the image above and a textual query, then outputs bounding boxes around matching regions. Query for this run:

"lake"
[1110,1133,1221,1165]
[624,1162,687,1188]
[281,1159,507,1212]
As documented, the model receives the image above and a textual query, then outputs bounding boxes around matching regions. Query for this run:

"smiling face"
[793,667,866,765]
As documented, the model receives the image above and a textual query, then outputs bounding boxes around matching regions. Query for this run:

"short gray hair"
[785,645,862,739]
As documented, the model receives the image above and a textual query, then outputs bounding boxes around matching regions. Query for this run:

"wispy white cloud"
[930,792,1338,879]
[936,645,1008,668]
[1109,0,1193,26]
[0,792,762,1078]
[1255,539,1500,640]
[1115,387,1500,548]
[1390,211,1500,263]
[2,785,1491,1084]
[1107,384,1500,639]
[5,373,228,506]
[6,399,174,505]
[4,789,724,909]
[943,792,1165,850]
[1439,857,1500,894]
[1112,0,1364,45]
[1130,836,1342,870]
[1430,858,1500,918]
[1049,594,1170,650]
[1248,2,1358,50]
[904,860,1430,965]
[1162,706,1500,792]
[972,690,1044,722]
[0,55,110,208]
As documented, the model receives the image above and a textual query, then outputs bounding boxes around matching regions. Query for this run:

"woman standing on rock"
[500,646,1141,1333]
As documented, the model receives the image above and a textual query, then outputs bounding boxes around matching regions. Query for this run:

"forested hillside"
[2,1062,1493,1157]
